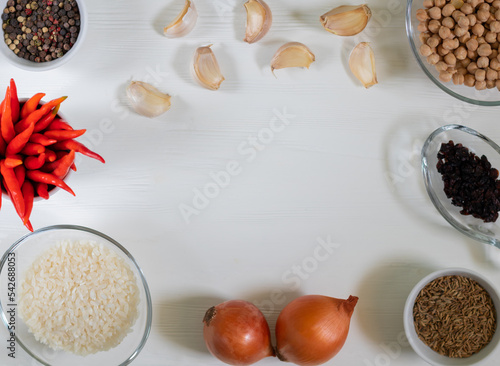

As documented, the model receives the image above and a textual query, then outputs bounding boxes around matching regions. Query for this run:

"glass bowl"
[422,124,500,248]
[0,0,88,71]
[406,0,500,106]
[0,225,152,366]
[403,268,500,365]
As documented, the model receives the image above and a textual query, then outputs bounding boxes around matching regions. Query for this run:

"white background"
[1,0,500,365]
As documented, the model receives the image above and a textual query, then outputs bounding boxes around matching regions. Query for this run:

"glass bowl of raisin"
[422,124,500,248]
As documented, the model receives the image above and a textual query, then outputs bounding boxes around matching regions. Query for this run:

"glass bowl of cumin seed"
[404,268,500,365]
[0,0,87,71]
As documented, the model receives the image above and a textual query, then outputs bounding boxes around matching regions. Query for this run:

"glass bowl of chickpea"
[406,0,500,106]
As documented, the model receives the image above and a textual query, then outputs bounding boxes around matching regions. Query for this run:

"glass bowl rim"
[0,224,153,366]
[405,0,500,107]
[421,124,500,248]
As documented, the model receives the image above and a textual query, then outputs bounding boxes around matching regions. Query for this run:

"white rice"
[18,240,140,356]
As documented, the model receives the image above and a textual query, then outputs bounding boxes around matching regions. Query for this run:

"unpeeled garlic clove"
[270,42,315,72]
[164,0,198,38]
[191,45,225,90]
[244,0,272,44]
[349,42,378,88]
[320,4,371,36]
[126,81,172,118]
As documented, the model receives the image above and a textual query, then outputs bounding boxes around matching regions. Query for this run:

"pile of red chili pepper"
[0,79,105,232]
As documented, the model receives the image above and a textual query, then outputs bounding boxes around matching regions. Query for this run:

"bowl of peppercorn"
[0,0,87,71]
[422,124,500,248]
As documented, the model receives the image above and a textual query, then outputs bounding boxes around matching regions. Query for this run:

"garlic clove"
[270,42,315,72]
[126,81,172,118]
[191,45,225,90]
[164,0,198,38]
[349,42,378,88]
[244,0,272,44]
[320,4,371,36]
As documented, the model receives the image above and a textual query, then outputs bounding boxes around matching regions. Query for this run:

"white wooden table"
[1,0,500,365]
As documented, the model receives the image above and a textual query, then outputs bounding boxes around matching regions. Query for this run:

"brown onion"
[275,295,358,366]
[203,300,275,365]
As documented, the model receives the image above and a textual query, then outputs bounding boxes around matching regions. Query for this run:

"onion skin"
[203,300,275,366]
[275,295,358,366]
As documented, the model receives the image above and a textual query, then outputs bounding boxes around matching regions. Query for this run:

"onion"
[275,295,358,366]
[203,300,275,366]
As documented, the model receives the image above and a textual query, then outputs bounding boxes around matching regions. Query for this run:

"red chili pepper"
[29,133,57,146]
[4,155,23,168]
[52,140,105,163]
[21,180,34,229]
[1,161,25,218]
[52,150,75,178]
[33,104,61,133]
[70,162,77,171]
[44,129,86,141]
[21,143,45,156]
[47,119,73,131]
[35,182,49,199]
[9,79,20,123]
[20,93,45,119]
[1,87,15,143]
[14,165,25,187]
[6,121,35,155]
[25,153,46,170]
[16,98,65,134]
[45,149,56,162]
[26,170,75,196]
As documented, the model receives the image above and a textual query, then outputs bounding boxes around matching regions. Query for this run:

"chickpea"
[479,3,491,11]
[439,25,452,39]
[454,26,468,37]
[466,37,480,50]
[455,45,468,59]
[461,58,472,67]
[442,16,455,28]
[457,16,470,28]
[439,71,454,82]
[490,21,500,32]
[493,0,500,8]
[472,23,485,36]
[495,9,500,20]
[452,10,465,21]
[468,49,478,59]
[492,41,500,49]
[442,3,456,16]
[429,6,442,19]
[486,79,496,88]
[478,36,487,44]
[423,0,434,8]
[490,49,499,59]
[475,68,487,81]
[496,79,500,90]
[427,34,441,47]
[420,44,433,57]
[453,73,465,84]
[478,55,490,67]
[490,57,500,70]
[467,61,479,73]
[486,68,499,79]
[477,9,491,22]
[418,21,429,32]
[485,31,497,43]
[438,44,451,55]
[419,32,431,44]
[436,60,449,71]
[416,8,430,21]
[435,0,446,7]
[427,53,441,64]
[443,38,460,50]
[428,19,441,33]
[475,80,487,89]
[478,43,493,56]
[459,32,472,43]
[457,67,468,75]
[444,52,457,66]
[464,73,476,86]
[467,14,477,27]
[461,3,474,14]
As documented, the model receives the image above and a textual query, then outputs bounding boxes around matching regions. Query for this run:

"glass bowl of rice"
[0,225,152,366]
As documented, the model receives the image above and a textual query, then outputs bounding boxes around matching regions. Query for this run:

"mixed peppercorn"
[2,0,80,62]
[0,79,105,231]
